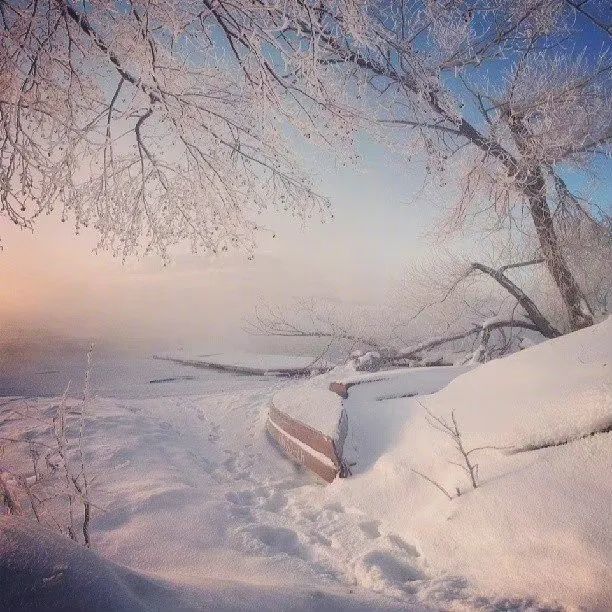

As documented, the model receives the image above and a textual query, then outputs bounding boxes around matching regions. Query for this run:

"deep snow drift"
[327,317,612,610]
[1,516,414,612]
[1,319,610,610]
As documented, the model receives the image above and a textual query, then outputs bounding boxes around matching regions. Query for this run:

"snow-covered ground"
[1,514,411,611]
[329,318,612,610]
[1,319,611,610]
[1,380,443,610]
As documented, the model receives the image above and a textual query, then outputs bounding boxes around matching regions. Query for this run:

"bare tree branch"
[469,262,561,338]
[498,259,545,273]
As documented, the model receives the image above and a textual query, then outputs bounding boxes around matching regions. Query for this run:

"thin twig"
[411,469,453,500]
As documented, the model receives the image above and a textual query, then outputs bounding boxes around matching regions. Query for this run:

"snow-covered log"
[154,353,332,378]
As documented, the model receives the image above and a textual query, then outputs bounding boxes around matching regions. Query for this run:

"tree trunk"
[525,173,594,331]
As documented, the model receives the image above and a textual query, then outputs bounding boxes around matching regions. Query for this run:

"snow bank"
[328,318,612,610]
[1,515,199,611]
[1,516,412,612]
[339,366,472,471]
[423,316,612,450]
[426,434,612,609]
[343,365,473,401]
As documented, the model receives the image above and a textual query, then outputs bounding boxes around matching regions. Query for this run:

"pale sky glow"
[0,137,442,349]
[2,5,612,611]
[2,2,609,352]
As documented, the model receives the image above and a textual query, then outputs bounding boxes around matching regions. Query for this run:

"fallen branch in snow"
[388,319,543,365]
[251,298,548,368]
[411,469,454,501]
[507,418,612,455]
[247,251,578,369]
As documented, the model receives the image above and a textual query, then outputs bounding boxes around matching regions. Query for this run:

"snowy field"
[1,320,611,611]
[1,380,453,610]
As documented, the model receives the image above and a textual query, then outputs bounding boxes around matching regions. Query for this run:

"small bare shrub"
[0,344,96,547]
[412,402,507,499]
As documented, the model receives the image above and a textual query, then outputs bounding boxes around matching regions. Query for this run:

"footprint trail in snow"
[79,384,486,610]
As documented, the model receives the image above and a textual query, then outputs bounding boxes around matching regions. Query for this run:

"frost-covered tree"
[0,0,355,258]
[2,1,610,331]
[275,0,610,331]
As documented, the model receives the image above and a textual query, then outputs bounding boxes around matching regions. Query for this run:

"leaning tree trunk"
[525,171,594,331]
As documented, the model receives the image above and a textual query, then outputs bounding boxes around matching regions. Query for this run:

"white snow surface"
[420,319,612,450]
[343,365,474,395]
[340,366,473,469]
[0,515,410,611]
[1,319,611,610]
[0,383,444,611]
[328,317,612,610]
[272,384,344,440]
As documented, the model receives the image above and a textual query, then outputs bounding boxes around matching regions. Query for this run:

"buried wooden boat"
[265,369,405,482]
[265,383,351,483]
[266,365,474,483]
[266,401,349,483]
